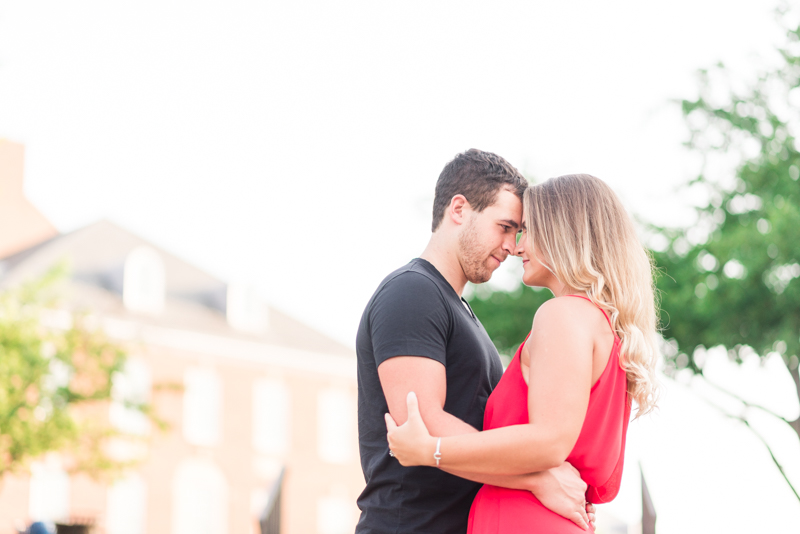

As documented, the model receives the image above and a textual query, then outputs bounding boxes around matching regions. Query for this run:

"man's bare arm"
[378,356,475,434]
[378,356,592,530]
[443,466,592,530]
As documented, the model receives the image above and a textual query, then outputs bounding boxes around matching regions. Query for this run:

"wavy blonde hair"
[524,174,659,416]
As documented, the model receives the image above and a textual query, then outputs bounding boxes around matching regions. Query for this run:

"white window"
[123,246,165,315]
[107,473,146,534]
[110,358,151,436]
[317,388,356,464]
[172,458,228,534]
[29,459,69,522]
[183,368,222,447]
[227,282,268,333]
[252,380,290,454]
[317,495,352,534]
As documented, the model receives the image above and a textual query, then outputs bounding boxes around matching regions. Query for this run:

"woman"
[386,174,659,532]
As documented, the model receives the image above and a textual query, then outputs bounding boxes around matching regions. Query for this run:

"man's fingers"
[579,507,590,530]
[385,412,397,431]
[569,511,589,531]
[586,502,596,529]
[406,391,420,420]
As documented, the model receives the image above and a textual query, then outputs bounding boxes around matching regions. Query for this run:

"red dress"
[467,296,631,533]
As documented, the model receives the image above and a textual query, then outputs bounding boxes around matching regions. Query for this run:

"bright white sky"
[1,1,798,532]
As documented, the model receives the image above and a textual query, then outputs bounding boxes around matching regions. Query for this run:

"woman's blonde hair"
[524,174,659,416]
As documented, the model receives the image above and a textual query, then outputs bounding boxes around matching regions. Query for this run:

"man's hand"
[530,462,594,530]
[586,502,596,531]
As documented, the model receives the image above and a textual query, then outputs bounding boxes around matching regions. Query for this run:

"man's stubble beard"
[458,217,493,284]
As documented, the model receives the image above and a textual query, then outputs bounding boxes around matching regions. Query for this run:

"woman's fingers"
[385,412,397,431]
[406,391,420,421]
[385,392,430,467]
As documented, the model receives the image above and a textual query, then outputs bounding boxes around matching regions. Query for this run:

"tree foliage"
[656,20,800,386]
[0,265,152,479]
[653,8,800,501]
[468,285,551,360]
[469,6,800,502]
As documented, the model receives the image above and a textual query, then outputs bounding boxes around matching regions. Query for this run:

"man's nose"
[503,233,517,254]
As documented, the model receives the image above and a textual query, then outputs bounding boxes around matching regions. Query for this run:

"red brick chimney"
[0,139,58,258]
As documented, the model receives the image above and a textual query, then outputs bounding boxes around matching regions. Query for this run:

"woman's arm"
[386,298,595,475]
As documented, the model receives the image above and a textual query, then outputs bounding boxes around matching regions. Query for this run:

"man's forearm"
[442,465,594,530]
[391,405,592,529]
[442,468,538,491]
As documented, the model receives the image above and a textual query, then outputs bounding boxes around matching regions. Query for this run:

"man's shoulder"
[376,260,447,297]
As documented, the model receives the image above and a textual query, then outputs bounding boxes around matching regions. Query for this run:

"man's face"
[457,189,523,284]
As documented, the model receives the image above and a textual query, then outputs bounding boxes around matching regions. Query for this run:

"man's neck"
[419,234,468,297]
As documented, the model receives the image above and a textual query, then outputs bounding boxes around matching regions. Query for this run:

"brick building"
[0,138,364,534]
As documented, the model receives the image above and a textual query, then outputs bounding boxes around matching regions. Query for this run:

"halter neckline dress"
[467,295,631,533]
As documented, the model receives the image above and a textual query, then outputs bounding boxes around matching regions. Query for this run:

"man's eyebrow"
[499,219,520,229]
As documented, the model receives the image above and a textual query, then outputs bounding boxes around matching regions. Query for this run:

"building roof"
[0,220,353,358]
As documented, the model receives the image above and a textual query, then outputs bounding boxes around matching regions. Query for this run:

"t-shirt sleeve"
[368,272,450,367]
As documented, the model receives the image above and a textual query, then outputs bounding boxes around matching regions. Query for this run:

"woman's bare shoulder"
[533,296,599,326]
[525,297,599,367]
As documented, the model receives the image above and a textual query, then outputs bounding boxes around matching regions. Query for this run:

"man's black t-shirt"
[356,258,504,534]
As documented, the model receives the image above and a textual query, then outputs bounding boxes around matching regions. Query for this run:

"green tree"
[468,284,551,361]
[469,6,800,502]
[0,265,155,480]
[654,7,800,501]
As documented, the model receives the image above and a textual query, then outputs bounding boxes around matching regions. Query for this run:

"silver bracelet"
[433,437,442,466]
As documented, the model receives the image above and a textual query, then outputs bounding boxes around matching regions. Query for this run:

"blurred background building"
[0,138,364,534]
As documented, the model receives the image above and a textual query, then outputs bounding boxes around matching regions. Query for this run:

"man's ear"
[448,194,471,226]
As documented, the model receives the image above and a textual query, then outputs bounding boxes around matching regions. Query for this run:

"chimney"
[0,139,58,258]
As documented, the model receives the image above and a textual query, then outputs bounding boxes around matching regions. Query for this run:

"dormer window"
[123,247,165,315]
[226,282,268,333]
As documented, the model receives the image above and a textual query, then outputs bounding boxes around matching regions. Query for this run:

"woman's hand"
[385,391,438,467]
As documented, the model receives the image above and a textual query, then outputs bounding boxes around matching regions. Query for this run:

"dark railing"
[22,521,92,534]
[55,525,90,534]
[260,467,286,534]
[641,466,657,534]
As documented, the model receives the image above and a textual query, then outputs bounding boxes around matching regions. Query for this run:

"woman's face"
[514,216,557,289]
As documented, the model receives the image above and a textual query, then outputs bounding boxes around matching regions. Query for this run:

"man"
[355,149,593,533]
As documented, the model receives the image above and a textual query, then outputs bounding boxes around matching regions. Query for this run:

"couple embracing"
[355,149,659,534]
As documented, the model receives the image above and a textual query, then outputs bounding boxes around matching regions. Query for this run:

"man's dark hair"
[431,149,528,232]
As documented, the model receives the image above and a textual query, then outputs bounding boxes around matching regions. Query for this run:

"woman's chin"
[522,277,549,291]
